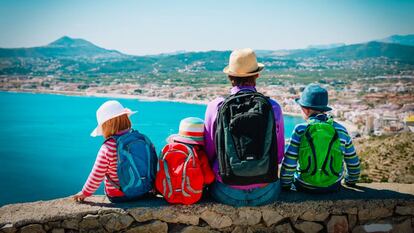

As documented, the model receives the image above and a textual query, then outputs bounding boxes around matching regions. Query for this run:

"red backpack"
[155,142,214,205]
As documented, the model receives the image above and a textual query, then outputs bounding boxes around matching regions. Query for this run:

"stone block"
[392,219,412,233]
[396,206,414,216]
[273,222,295,233]
[200,210,232,229]
[294,221,324,233]
[358,207,393,222]
[79,214,101,229]
[20,224,45,233]
[126,220,167,233]
[100,213,134,232]
[0,224,16,233]
[300,210,329,222]
[261,209,284,227]
[233,208,261,226]
[348,214,358,230]
[61,218,79,230]
[180,226,219,233]
[327,215,348,233]
[51,229,65,233]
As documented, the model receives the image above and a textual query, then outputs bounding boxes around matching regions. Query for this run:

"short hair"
[301,106,325,114]
[102,114,131,139]
[228,74,258,87]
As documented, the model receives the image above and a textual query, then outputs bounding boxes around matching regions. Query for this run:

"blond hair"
[102,114,131,139]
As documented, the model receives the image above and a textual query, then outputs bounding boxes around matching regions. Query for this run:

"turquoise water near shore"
[0,91,303,206]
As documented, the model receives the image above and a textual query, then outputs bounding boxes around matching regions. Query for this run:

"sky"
[0,0,414,55]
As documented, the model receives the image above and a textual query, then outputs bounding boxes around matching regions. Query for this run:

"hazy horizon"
[1,0,414,55]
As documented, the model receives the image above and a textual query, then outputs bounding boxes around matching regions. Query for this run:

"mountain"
[286,41,414,63]
[306,43,346,50]
[375,34,414,46]
[1,35,414,75]
[0,36,126,58]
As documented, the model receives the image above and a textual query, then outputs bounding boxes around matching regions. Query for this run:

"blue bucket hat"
[295,84,332,111]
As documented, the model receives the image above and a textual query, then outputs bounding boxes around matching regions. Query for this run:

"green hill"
[0,36,126,58]
[287,41,414,63]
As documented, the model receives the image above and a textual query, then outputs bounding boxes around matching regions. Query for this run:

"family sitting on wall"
[73,48,361,206]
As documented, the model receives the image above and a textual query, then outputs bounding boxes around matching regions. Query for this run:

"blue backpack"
[105,129,157,198]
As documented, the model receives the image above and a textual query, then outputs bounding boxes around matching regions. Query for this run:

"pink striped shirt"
[81,138,124,197]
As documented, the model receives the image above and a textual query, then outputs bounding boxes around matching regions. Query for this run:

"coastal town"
[1,73,413,137]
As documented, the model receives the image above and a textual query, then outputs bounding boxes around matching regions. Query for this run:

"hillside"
[376,34,414,46]
[0,36,126,58]
[287,41,414,63]
[355,132,414,183]
[1,35,414,76]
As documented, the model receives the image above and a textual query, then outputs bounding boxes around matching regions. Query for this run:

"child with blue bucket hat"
[280,84,361,193]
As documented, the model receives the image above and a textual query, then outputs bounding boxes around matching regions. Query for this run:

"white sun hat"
[90,100,137,137]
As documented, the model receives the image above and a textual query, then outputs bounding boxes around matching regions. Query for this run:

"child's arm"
[280,126,302,190]
[75,143,109,200]
[341,132,360,185]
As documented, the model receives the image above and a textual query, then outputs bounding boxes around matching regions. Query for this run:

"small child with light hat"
[74,100,157,203]
[156,117,214,204]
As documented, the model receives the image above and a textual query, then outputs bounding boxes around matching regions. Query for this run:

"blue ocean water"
[0,91,303,206]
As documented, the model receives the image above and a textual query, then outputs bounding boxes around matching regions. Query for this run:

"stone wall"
[0,183,413,233]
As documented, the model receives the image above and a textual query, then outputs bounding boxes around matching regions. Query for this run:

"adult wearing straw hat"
[204,48,285,206]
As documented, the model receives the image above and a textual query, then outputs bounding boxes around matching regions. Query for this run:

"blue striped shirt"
[280,114,360,188]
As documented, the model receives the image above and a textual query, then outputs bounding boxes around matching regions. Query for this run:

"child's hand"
[73,192,87,202]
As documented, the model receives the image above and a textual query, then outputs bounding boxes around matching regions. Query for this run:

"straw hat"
[168,117,205,145]
[90,100,137,137]
[223,48,264,77]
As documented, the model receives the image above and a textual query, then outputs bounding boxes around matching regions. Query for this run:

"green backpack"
[298,117,343,187]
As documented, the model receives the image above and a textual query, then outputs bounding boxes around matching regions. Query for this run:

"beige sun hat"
[223,48,264,77]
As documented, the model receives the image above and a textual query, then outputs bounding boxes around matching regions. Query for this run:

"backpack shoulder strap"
[303,124,318,176]
[103,137,122,191]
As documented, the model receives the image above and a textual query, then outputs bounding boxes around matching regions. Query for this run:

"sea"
[0,91,303,206]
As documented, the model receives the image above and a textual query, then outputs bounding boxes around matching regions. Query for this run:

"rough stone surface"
[128,207,199,225]
[51,229,65,233]
[201,210,233,229]
[393,219,413,233]
[0,183,412,233]
[100,213,134,232]
[348,214,358,230]
[79,214,100,229]
[294,221,324,233]
[300,210,329,222]
[61,218,79,230]
[180,226,219,233]
[233,208,261,226]
[327,215,348,233]
[0,224,16,233]
[20,224,45,233]
[47,221,61,229]
[274,222,295,233]
[358,207,393,221]
[261,209,284,227]
[230,226,254,233]
[396,206,414,216]
[126,220,167,233]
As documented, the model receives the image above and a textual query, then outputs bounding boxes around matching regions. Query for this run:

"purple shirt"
[204,86,285,190]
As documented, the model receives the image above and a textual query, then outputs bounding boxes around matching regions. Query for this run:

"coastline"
[0,89,359,132]
[1,88,209,105]
[1,89,306,116]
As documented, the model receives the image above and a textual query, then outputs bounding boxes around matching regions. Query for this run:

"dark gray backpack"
[215,90,278,185]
